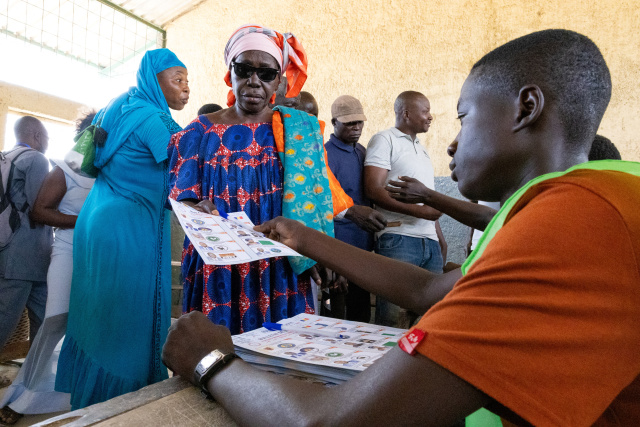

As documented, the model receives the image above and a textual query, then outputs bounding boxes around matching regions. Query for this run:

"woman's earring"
[270,93,276,104]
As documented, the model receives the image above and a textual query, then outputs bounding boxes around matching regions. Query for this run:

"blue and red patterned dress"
[168,116,314,334]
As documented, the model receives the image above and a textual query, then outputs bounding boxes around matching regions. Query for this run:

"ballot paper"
[170,199,302,265]
[232,314,406,384]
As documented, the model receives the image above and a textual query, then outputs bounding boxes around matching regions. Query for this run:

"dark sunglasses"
[232,62,279,82]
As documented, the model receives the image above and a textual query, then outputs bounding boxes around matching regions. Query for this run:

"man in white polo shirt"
[364,91,446,328]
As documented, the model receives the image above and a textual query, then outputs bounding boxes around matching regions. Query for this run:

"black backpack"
[0,147,32,248]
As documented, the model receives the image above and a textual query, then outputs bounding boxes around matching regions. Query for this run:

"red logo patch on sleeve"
[398,327,427,355]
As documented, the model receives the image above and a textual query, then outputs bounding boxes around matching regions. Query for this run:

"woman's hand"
[308,264,331,289]
[386,176,432,204]
[307,264,348,293]
[189,200,219,215]
[253,216,306,252]
[162,311,234,386]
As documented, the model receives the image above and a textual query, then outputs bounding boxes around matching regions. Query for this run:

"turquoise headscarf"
[95,48,186,169]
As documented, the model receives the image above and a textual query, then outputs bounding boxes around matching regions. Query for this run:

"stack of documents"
[232,314,406,384]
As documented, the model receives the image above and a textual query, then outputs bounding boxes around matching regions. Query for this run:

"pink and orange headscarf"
[223,24,308,106]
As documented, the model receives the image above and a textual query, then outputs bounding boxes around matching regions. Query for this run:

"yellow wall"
[166,0,640,175]
[0,81,87,151]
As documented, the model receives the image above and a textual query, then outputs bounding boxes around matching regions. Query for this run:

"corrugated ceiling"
[0,0,203,74]
[110,0,205,28]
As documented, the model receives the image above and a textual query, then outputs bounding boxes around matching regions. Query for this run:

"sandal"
[0,407,23,426]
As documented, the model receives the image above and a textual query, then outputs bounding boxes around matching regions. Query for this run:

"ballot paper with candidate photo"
[170,199,302,265]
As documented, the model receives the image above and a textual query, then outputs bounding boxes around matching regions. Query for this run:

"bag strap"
[1,146,30,160]
[2,147,34,212]
[94,96,115,129]
[6,146,32,160]
[96,108,106,127]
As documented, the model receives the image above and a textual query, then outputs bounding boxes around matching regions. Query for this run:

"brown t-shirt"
[411,169,640,426]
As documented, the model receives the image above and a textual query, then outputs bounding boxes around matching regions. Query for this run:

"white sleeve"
[364,133,392,170]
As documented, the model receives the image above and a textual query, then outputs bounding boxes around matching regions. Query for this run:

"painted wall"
[0,81,87,151]
[166,0,640,175]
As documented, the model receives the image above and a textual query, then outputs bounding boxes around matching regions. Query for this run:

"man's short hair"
[471,29,611,150]
[299,91,319,117]
[14,116,43,140]
[198,103,222,115]
[393,91,427,116]
[589,134,621,161]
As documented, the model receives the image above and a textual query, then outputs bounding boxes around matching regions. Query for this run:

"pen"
[263,322,347,338]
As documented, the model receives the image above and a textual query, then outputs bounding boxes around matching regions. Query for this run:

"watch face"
[196,350,224,376]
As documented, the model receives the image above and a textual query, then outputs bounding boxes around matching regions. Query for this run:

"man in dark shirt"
[324,95,373,322]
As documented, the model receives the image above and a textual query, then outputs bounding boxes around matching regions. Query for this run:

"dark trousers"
[320,281,371,323]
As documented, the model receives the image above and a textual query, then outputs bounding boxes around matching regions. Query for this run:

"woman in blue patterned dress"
[168,25,322,334]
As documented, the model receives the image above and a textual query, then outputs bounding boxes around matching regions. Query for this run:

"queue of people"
[0,112,96,420]
[1,23,639,426]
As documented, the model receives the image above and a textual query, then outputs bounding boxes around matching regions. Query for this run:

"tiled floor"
[0,361,68,426]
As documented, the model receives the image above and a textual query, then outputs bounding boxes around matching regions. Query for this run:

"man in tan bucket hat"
[331,95,367,123]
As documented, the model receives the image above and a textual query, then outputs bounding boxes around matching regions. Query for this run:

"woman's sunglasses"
[232,62,280,82]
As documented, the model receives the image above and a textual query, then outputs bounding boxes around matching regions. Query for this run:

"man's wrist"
[296,223,311,255]
[194,350,240,393]
[419,188,432,204]
[203,354,241,398]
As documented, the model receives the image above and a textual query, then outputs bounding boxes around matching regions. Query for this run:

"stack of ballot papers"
[232,314,407,384]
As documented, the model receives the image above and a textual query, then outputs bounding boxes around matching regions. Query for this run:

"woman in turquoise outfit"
[55,49,189,409]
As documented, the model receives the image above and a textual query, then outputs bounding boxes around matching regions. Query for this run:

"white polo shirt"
[364,127,438,241]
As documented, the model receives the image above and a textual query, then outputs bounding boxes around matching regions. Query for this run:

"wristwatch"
[194,350,240,393]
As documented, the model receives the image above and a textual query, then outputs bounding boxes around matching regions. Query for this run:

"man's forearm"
[209,359,332,426]
[368,187,440,220]
[297,226,460,312]
[424,193,496,231]
[207,344,487,426]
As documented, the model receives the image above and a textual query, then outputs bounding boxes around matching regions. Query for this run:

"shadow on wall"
[435,176,471,265]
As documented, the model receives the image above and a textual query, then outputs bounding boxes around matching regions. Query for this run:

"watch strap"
[196,351,240,393]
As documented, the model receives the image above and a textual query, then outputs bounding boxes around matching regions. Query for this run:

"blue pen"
[263,322,347,339]
[218,210,228,219]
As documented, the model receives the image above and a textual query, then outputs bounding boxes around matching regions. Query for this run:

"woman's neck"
[208,105,274,125]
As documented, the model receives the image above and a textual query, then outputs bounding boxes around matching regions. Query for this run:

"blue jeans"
[374,233,443,328]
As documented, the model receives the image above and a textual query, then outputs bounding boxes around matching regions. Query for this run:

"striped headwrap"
[223,24,308,107]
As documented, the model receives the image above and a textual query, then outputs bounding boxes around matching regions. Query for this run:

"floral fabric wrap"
[273,106,335,274]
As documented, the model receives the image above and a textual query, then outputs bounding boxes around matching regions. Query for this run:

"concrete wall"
[166,0,640,176]
[435,177,470,265]
[0,81,87,151]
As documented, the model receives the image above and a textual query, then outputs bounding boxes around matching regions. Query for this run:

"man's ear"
[331,118,336,126]
[513,84,544,132]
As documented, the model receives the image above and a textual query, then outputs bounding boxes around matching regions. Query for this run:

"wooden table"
[32,377,237,427]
